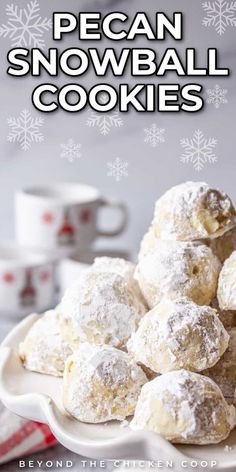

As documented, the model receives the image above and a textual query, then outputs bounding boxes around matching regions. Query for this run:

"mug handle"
[96,198,128,237]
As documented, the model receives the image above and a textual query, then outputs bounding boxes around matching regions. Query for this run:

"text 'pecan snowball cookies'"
[218,251,236,310]
[58,267,147,350]
[127,299,229,374]
[19,310,73,377]
[152,181,236,241]
[130,370,236,444]
[135,240,221,308]
[204,328,236,404]
[63,343,147,423]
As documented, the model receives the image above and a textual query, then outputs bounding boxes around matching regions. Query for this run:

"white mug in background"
[15,184,128,250]
[0,244,56,318]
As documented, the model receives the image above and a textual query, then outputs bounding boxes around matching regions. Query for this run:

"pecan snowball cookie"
[209,226,236,263]
[58,266,147,350]
[63,343,147,423]
[218,251,236,310]
[138,228,157,261]
[152,181,236,241]
[130,370,236,444]
[135,240,221,308]
[19,310,73,377]
[204,328,236,404]
[91,256,135,281]
[91,257,146,301]
[127,298,229,374]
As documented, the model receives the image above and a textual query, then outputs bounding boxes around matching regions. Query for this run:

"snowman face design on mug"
[57,208,75,246]
[0,246,55,317]
[15,184,127,250]
[41,207,93,247]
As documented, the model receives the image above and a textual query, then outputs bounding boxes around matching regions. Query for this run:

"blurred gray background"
[0,0,236,256]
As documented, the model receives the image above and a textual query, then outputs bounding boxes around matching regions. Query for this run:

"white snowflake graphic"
[180,130,218,172]
[7,109,44,151]
[86,95,123,136]
[202,0,236,35]
[60,139,82,163]
[206,84,228,108]
[107,157,128,182]
[144,124,165,148]
[0,0,52,48]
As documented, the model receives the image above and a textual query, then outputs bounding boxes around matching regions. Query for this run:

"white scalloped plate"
[1,315,236,471]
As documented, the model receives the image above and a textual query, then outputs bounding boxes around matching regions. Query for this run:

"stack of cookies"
[19,181,236,446]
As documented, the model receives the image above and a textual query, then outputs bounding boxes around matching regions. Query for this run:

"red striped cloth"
[0,402,56,465]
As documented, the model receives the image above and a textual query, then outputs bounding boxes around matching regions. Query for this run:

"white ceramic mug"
[0,244,56,318]
[15,184,128,250]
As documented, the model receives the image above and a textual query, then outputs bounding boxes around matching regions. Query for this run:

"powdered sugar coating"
[138,228,158,261]
[152,181,236,241]
[204,328,236,403]
[91,257,146,302]
[63,343,147,423]
[135,240,221,308]
[19,310,73,377]
[58,266,147,349]
[218,251,236,310]
[130,369,236,444]
[127,298,229,374]
[92,257,135,282]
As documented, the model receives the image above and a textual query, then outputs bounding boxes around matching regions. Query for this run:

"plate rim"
[0,315,236,468]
